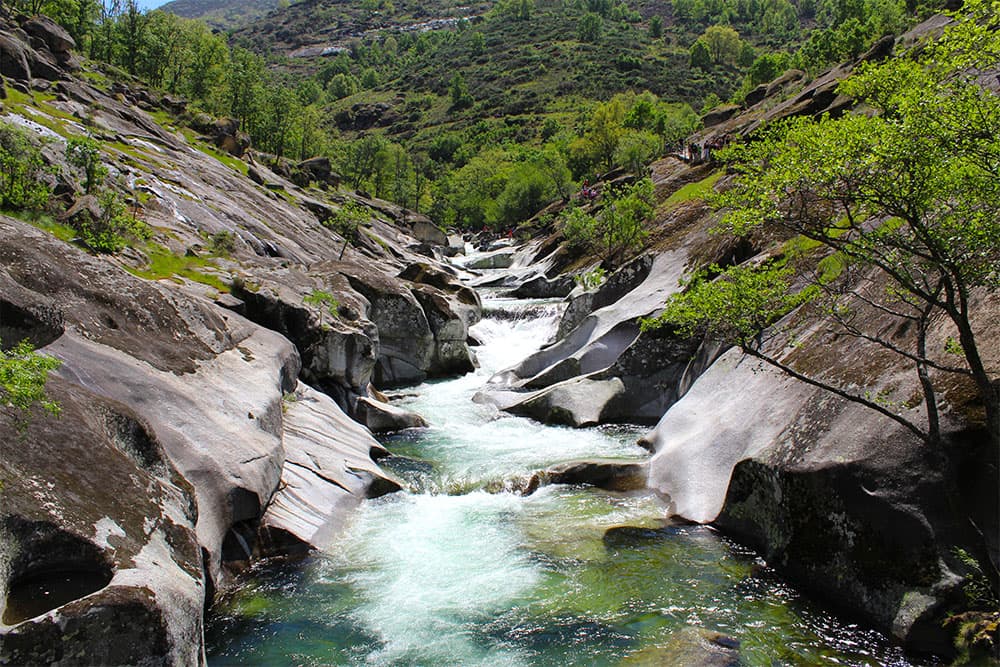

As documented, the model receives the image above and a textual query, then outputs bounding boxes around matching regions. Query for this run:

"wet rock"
[259,384,401,553]
[466,248,515,269]
[343,267,435,386]
[644,273,999,654]
[619,628,741,666]
[0,378,203,667]
[354,395,427,432]
[507,377,625,427]
[411,285,475,377]
[510,274,574,299]
[542,459,647,491]
[557,254,654,340]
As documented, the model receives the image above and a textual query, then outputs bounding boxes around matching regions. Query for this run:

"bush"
[560,206,597,252]
[0,340,61,423]
[0,122,51,212]
[75,190,150,253]
[65,136,108,194]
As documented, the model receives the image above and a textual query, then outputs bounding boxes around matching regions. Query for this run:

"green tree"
[66,136,107,194]
[689,39,712,69]
[578,12,603,42]
[615,131,661,174]
[0,123,51,212]
[702,24,743,64]
[449,72,473,110]
[1,341,62,423]
[595,177,653,266]
[649,15,664,38]
[325,201,370,259]
[649,0,1000,447]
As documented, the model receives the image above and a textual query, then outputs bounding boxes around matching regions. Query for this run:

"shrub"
[65,136,108,194]
[75,190,150,253]
[0,340,61,424]
[0,122,51,212]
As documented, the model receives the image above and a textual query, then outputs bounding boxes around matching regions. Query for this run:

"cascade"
[206,288,927,666]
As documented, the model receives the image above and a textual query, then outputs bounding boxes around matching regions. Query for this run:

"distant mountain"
[159,0,279,30]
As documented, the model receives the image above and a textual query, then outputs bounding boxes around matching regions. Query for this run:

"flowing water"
[206,294,931,667]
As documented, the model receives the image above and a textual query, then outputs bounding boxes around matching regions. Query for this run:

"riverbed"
[206,294,928,666]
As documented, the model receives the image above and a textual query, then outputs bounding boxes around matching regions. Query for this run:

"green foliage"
[75,189,151,253]
[0,122,52,213]
[449,73,473,111]
[574,266,606,290]
[559,178,654,266]
[65,136,108,193]
[207,230,237,256]
[303,288,340,327]
[0,340,61,422]
[324,201,370,259]
[641,263,814,345]
[560,206,597,252]
[662,170,724,207]
[658,0,1000,445]
[702,25,744,65]
[127,244,228,291]
[689,39,712,69]
[578,12,603,42]
[648,15,664,39]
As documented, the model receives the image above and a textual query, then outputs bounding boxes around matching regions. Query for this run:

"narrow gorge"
[0,3,997,666]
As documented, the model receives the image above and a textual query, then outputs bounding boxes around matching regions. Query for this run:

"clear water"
[206,295,932,667]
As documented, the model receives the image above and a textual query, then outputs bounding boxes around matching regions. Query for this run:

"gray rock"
[355,395,427,432]
[506,376,625,427]
[465,248,515,269]
[510,274,574,299]
[259,384,401,552]
[21,16,75,55]
[411,218,448,246]
[0,31,31,81]
[542,459,648,491]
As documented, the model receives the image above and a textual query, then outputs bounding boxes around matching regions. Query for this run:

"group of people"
[681,135,730,163]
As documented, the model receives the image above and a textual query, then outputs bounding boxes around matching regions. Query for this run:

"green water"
[206,298,931,666]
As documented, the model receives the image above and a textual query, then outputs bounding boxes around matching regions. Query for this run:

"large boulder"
[0,381,203,667]
[644,284,999,655]
[0,31,31,81]
[259,384,401,553]
[0,217,399,663]
[21,16,75,56]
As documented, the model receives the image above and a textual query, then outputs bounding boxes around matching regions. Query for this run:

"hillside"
[160,0,279,30]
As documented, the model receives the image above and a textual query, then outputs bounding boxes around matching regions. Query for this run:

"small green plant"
[324,202,370,260]
[65,136,109,194]
[207,230,237,256]
[574,266,606,290]
[1,340,61,426]
[303,289,340,327]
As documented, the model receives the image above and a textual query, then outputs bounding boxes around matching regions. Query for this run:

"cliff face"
[0,18,479,664]
[476,15,998,656]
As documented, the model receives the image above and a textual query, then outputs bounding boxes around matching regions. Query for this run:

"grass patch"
[126,243,229,292]
[7,210,77,242]
[662,170,724,208]
[179,128,249,176]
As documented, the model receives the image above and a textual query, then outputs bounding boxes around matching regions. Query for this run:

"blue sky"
[136,0,170,11]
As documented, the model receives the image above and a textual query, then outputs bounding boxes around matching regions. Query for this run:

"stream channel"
[206,288,933,666]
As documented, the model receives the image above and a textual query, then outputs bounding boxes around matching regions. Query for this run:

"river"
[206,291,930,666]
